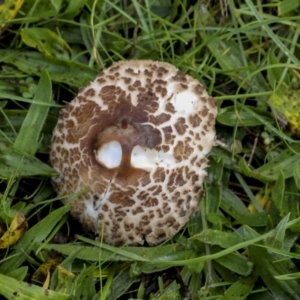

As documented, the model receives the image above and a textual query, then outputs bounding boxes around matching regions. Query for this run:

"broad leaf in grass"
[0,143,57,179]
[206,213,231,226]
[239,144,300,182]
[280,178,300,221]
[155,280,181,300]
[0,50,97,87]
[131,247,195,274]
[14,69,52,155]
[191,229,243,249]
[266,51,285,87]
[214,252,253,276]
[105,268,140,300]
[205,157,223,215]
[21,28,71,59]
[210,144,240,168]
[1,109,57,153]
[234,212,269,227]
[220,189,250,220]
[0,0,24,32]
[217,271,258,300]
[237,103,298,143]
[293,160,300,190]
[21,0,63,18]
[71,264,96,300]
[277,0,300,16]
[38,241,188,263]
[217,106,273,127]
[265,214,289,249]
[55,266,76,296]
[63,0,91,17]
[0,142,58,179]
[6,266,28,281]
[271,172,285,215]
[244,226,300,299]
[0,273,70,300]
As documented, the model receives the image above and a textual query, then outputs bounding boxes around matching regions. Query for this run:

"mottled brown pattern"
[165,102,175,113]
[201,106,209,117]
[181,83,188,89]
[162,126,174,144]
[189,114,202,127]
[50,60,217,246]
[149,113,171,125]
[153,167,166,183]
[174,117,188,135]
[97,77,106,84]
[144,69,153,77]
[109,194,135,207]
[194,85,205,95]
[172,71,187,82]
[136,92,159,113]
[84,88,95,97]
[190,156,197,165]
[155,86,168,97]
[161,145,170,152]
[144,198,159,207]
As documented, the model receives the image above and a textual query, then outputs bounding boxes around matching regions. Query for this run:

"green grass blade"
[245,226,300,299]
[0,50,97,87]
[245,0,299,65]
[14,69,52,155]
[217,272,258,300]
[105,268,140,300]
[0,273,70,300]
[215,252,253,276]
[0,142,58,179]
[72,264,96,300]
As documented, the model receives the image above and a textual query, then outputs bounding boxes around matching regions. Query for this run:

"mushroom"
[50,60,217,246]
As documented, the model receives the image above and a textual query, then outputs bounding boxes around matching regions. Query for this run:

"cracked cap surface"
[50,60,217,245]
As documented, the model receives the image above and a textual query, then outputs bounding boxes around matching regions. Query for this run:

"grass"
[1,0,300,299]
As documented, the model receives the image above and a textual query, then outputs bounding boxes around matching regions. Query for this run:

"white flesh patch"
[96,141,122,168]
[172,90,198,112]
[131,145,175,169]
[85,199,99,219]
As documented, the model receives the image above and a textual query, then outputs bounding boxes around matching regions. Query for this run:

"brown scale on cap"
[50,60,217,246]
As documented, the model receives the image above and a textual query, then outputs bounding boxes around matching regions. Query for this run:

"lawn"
[1,0,300,299]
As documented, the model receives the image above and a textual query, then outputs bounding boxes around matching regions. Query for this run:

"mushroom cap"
[50,60,217,246]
